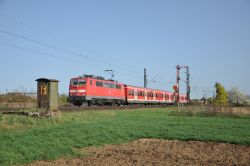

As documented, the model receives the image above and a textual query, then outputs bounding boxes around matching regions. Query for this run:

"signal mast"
[175,65,190,104]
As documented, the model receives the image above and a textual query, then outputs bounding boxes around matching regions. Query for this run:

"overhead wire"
[0,14,143,75]
[0,40,104,70]
[0,14,104,58]
[0,27,143,75]
[0,15,174,87]
[0,40,143,82]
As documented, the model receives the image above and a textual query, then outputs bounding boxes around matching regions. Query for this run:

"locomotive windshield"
[70,79,86,85]
[78,80,86,85]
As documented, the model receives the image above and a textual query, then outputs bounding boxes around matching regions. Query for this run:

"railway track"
[0,105,174,113]
[59,105,171,111]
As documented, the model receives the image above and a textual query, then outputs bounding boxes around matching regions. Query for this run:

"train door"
[90,79,95,97]
[134,89,138,100]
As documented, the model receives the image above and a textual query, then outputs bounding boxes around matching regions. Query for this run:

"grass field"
[0,107,250,165]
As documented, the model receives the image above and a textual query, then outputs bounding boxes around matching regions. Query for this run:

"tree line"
[208,82,250,107]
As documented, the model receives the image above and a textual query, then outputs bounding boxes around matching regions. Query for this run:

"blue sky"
[0,0,249,98]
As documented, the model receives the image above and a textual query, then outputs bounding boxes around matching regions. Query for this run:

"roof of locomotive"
[70,75,124,85]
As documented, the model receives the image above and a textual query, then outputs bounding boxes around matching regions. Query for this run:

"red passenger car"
[124,85,176,104]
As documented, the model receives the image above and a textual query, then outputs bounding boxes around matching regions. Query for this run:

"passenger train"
[68,75,187,106]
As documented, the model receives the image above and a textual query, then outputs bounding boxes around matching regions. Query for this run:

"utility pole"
[144,68,147,88]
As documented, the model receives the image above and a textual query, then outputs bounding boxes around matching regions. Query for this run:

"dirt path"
[30,139,250,166]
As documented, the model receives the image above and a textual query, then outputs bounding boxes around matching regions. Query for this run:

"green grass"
[0,108,250,165]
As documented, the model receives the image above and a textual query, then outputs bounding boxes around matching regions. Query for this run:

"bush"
[59,94,69,106]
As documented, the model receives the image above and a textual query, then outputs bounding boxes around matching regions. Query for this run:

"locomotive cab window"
[71,80,78,85]
[78,80,86,86]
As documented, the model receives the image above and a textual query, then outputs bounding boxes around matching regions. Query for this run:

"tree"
[247,96,250,106]
[214,82,228,105]
[228,87,248,106]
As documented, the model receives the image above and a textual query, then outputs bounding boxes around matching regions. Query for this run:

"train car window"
[104,83,114,88]
[129,90,134,96]
[96,81,103,87]
[147,93,150,97]
[116,85,121,89]
[90,80,92,85]
[148,92,153,97]
[78,80,86,86]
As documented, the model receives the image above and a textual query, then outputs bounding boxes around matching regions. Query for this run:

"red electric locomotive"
[69,75,125,106]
